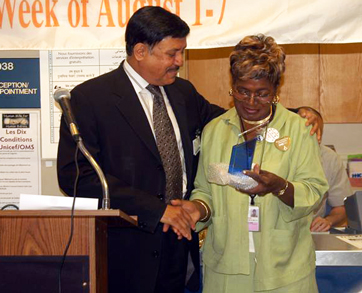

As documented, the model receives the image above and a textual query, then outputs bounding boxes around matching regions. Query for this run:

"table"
[314,233,362,293]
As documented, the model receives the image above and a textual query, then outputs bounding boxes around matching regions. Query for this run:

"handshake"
[160,199,208,241]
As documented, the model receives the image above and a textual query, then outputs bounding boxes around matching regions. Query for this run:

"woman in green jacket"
[177,34,328,292]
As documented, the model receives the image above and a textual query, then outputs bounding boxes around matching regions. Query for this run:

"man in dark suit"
[57,6,224,293]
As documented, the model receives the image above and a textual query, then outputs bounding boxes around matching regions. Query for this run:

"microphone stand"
[77,137,110,210]
[54,88,110,210]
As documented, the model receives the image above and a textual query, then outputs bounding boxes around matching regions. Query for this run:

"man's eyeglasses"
[229,88,274,104]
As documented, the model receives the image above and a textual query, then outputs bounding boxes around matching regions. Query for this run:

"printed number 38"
[0,62,14,70]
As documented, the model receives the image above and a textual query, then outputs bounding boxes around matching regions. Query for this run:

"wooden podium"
[0,210,137,293]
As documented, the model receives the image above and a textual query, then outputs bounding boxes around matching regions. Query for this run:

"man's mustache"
[167,66,180,72]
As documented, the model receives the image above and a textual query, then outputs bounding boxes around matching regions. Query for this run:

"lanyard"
[250,194,257,205]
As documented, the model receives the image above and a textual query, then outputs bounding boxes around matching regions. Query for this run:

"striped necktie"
[146,84,183,203]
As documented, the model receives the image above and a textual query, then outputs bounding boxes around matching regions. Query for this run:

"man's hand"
[310,216,332,232]
[160,204,194,240]
[297,107,324,143]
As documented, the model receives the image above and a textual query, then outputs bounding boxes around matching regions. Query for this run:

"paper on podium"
[19,194,99,210]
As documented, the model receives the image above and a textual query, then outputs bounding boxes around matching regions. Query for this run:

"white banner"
[1,0,362,50]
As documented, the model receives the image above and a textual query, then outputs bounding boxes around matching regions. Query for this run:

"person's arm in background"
[311,206,347,232]
[310,145,353,232]
[327,206,347,227]
[289,108,343,232]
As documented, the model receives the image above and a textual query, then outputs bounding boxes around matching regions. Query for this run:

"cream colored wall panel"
[320,44,362,123]
[187,48,233,110]
[279,45,320,110]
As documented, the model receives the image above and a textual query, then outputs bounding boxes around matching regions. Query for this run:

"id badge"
[248,206,260,232]
[193,135,201,155]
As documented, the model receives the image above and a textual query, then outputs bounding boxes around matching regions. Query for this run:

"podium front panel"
[0,256,89,293]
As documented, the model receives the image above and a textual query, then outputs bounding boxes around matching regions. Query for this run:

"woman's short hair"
[230,34,286,89]
[125,6,190,56]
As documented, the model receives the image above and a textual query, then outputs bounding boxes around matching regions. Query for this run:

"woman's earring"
[272,95,280,105]
[229,89,233,96]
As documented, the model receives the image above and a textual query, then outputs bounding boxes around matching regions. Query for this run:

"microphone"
[53,88,110,210]
[54,88,81,142]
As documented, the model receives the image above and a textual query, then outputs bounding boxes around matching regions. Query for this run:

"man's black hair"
[125,6,190,56]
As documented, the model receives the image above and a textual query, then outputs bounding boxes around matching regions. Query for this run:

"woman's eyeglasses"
[229,88,274,104]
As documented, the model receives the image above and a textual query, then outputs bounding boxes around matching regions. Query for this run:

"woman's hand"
[171,199,203,225]
[241,165,294,207]
[241,164,286,196]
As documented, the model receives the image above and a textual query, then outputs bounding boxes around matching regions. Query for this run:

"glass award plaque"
[228,137,257,175]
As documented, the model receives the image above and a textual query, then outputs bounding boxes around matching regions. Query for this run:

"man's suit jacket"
[57,62,224,293]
